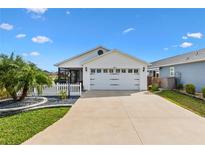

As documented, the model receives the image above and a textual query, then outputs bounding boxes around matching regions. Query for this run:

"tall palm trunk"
[19,84,29,101]
[10,92,18,101]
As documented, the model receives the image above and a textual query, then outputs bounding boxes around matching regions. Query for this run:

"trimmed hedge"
[185,84,196,95]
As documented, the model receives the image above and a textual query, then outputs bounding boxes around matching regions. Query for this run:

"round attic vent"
[97,50,104,56]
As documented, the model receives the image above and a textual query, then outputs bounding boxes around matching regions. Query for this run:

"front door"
[70,70,77,83]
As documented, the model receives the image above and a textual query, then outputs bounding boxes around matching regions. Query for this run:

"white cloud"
[182,36,188,40]
[66,10,70,15]
[22,51,40,57]
[187,32,203,39]
[0,23,14,31]
[16,34,26,39]
[30,51,40,56]
[180,42,193,48]
[163,48,169,51]
[26,8,47,19]
[26,8,47,14]
[22,53,28,57]
[122,28,135,34]
[31,36,52,43]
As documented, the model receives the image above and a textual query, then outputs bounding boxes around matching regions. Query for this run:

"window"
[97,69,101,73]
[90,69,95,74]
[109,69,114,74]
[170,67,175,77]
[97,50,104,55]
[134,69,139,74]
[121,69,126,73]
[128,69,133,73]
[116,69,120,73]
[153,71,156,77]
[103,69,108,73]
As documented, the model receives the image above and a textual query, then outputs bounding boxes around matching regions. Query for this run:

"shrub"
[148,85,152,91]
[185,84,196,95]
[54,78,59,84]
[0,88,9,99]
[59,90,67,100]
[151,83,159,91]
[202,87,205,98]
[176,84,184,90]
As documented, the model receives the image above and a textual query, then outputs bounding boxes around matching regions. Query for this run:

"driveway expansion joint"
[120,99,144,145]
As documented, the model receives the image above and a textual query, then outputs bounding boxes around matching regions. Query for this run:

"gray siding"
[160,61,205,92]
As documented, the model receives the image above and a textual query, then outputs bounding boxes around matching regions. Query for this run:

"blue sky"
[1,8,205,71]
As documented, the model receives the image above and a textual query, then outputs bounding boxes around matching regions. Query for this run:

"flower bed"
[0,96,78,117]
[0,97,47,113]
[174,89,205,101]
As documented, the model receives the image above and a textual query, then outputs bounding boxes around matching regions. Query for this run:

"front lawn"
[0,107,70,145]
[158,90,205,117]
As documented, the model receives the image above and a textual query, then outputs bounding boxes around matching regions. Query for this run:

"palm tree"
[0,53,25,100]
[0,53,52,101]
[18,63,52,101]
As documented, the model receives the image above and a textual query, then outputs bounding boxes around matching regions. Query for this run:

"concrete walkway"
[24,91,205,144]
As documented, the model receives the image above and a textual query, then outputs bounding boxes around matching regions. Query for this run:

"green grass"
[0,107,70,145]
[158,90,205,117]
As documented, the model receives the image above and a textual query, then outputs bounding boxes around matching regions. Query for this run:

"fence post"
[68,83,70,98]
[79,82,82,96]
[56,83,59,93]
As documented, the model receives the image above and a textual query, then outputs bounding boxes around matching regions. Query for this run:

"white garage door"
[90,68,140,90]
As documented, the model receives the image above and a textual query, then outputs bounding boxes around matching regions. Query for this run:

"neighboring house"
[149,48,205,91]
[54,46,148,91]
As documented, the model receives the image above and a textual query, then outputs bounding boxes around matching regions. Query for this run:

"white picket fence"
[56,83,82,96]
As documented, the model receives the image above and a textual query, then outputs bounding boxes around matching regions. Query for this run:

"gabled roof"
[150,48,205,68]
[54,46,110,66]
[82,49,149,65]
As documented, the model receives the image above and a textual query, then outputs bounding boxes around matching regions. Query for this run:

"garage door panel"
[90,73,140,90]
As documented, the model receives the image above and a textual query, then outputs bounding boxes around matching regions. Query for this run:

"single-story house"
[54,46,148,91]
[149,48,205,91]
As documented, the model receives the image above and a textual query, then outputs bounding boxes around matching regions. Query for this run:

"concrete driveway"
[24,91,205,144]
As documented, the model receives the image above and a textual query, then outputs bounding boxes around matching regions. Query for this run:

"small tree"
[18,63,52,100]
[0,53,52,101]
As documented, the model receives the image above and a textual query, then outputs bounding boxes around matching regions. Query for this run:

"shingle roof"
[150,48,205,68]
[54,46,110,66]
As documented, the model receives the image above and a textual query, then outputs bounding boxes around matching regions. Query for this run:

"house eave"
[82,50,149,66]
[150,59,205,68]
[54,46,110,67]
